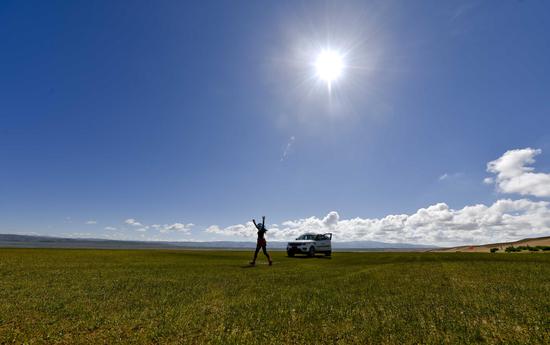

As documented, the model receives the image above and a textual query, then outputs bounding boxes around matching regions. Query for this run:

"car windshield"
[296,234,315,240]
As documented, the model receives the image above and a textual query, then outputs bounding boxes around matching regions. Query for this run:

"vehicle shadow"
[288,255,332,260]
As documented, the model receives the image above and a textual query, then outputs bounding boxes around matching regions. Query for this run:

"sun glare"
[315,50,344,86]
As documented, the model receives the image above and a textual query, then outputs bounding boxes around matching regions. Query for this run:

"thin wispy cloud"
[85,220,97,225]
[451,2,480,21]
[439,172,463,181]
[280,136,295,162]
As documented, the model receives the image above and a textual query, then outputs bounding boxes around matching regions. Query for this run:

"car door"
[316,234,329,251]
[323,233,332,251]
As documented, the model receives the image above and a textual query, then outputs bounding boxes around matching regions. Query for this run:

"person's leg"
[250,245,260,265]
[262,245,272,265]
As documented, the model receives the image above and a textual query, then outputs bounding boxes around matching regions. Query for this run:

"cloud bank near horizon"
[206,199,550,246]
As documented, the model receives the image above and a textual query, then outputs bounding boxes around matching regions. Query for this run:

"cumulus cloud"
[206,222,256,237]
[486,148,550,197]
[124,218,143,227]
[152,223,194,234]
[204,200,550,246]
[119,218,194,235]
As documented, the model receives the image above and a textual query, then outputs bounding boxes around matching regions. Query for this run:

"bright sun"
[315,50,344,85]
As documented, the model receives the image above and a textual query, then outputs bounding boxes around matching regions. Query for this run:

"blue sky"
[1,1,550,244]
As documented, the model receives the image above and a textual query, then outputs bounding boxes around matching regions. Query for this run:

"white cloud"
[204,199,550,246]
[152,223,194,234]
[124,218,142,227]
[439,172,463,181]
[280,136,295,161]
[486,148,550,197]
[85,220,97,225]
[206,222,257,237]
[483,177,494,184]
[121,219,193,235]
[104,226,117,231]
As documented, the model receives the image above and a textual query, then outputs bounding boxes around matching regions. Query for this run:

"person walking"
[250,216,273,266]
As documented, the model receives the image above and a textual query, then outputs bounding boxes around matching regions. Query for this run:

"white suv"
[287,233,332,257]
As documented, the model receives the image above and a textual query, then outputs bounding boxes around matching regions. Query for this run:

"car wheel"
[325,251,331,256]
[287,251,294,257]
[308,246,315,257]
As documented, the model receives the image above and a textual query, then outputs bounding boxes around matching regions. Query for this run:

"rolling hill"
[433,236,550,253]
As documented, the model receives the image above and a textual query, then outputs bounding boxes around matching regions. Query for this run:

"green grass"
[0,249,549,344]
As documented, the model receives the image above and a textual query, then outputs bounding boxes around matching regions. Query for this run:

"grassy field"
[0,249,548,344]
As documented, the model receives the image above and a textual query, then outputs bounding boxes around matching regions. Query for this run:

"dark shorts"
[257,238,267,247]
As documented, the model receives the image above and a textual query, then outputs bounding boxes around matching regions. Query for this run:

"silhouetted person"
[250,216,272,266]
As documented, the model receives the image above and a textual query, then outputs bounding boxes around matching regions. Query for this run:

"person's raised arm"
[252,219,257,229]
[262,216,265,230]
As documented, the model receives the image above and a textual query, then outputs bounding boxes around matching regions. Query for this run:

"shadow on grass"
[288,255,332,260]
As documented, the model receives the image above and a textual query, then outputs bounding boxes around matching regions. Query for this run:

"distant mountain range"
[0,234,437,251]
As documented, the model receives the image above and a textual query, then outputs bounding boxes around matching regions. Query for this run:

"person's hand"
[252,219,256,223]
